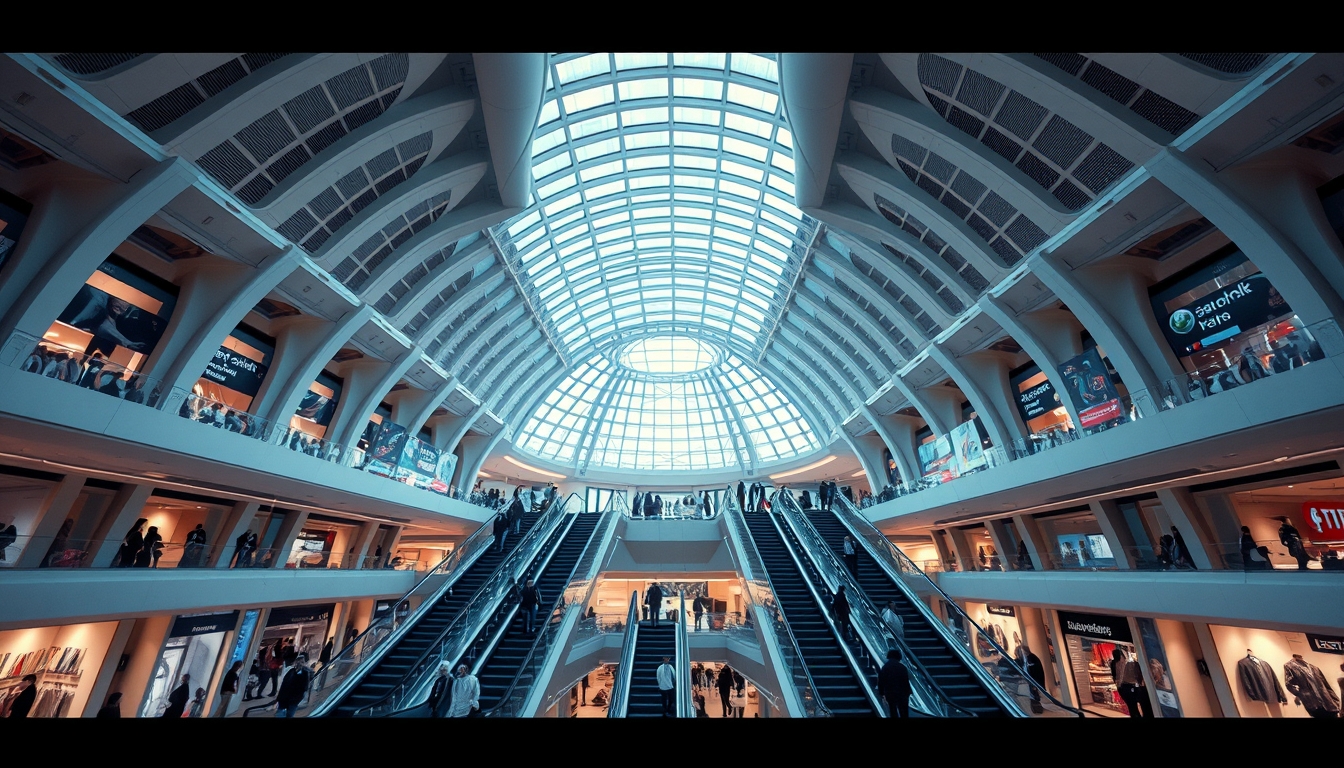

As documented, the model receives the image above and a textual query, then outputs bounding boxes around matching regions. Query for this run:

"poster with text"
[1057,349,1122,429]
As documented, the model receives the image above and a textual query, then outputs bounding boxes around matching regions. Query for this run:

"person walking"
[881,600,905,642]
[181,524,207,568]
[493,510,510,554]
[1019,646,1046,714]
[162,673,190,717]
[520,578,542,634]
[692,594,706,630]
[427,661,450,717]
[96,692,122,718]
[736,481,746,512]
[645,582,665,628]
[274,653,311,717]
[580,672,589,706]
[832,585,853,641]
[8,674,37,718]
[842,535,859,578]
[657,656,676,717]
[215,660,243,717]
[188,687,207,718]
[115,518,146,568]
[716,664,735,717]
[446,664,479,717]
[1170,525,1198,570]
[1279,518,1312,570]
[878,648,911,717]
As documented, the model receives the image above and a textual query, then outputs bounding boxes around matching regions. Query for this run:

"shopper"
[189,687,207,718]
[493,510,509,553]
[447,664,479,717]
[881,600,905,642]
[162,673,190,718]
[1279,518,1312,570]
[231,529,252,568]
[580,672,589,705]
[657,656,676,716]
[692,594,706,630]
[1240,526,1268,570]
[8,674,37,717]
[96,692,122,718]
[275,653,311,717]
[645,582,664,628]
[1019,646,1046,714]
[134,525,161,567]
[878,648,911,718]
[520,578,542,634]
[716,664,735,717]
[181,524,207,568]
[831,585,852,641]
[427,661,450,717]
[1170,525,1198,569]
[842,535,859,578]
[215,660,242,717]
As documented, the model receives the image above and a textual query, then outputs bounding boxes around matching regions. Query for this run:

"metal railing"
[607,590,641,718]
[675,590,692,718]
[832,492,1086,717]
[720,486,831,717]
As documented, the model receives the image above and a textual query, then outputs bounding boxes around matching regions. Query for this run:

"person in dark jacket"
[832,585,852,641]
[520,578,542,634]
[716,664,736,717]
[493,511,509,553]
[216,661,242,717]
[181,524,207,568]
[427,661,451,717]
[274,654,311,717]
[1279,518,1312,570]
[1170,525,1198,569]
[162,673,190,717]
[736,481,746,512]
[1019,647,1046,714]
[9,674,37,717]
[96,691,122,718]
[645,582,665,628]
[878,648,911,717]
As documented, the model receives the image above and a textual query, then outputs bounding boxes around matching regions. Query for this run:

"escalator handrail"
[676,590,691,718]
[328,492,580,716]
[720,486,833,718]
[755,493,887,717]
[478,493,626,717]
[608,590,642,718]
[831,491,1088,718]
[303,507,498,715]
[775,490,976,718]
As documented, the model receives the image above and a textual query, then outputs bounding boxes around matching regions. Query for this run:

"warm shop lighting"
[769,455,836,480]
[850,469,867,478]
[503,455,566,479]
[477,471,492,479]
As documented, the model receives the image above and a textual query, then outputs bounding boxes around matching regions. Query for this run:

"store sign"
[1016,378,1059,423]
[1159,273,1290,354]
[202,344,268,397]
[170,610,240,638]
[986,604,1015,617]
[1306,633,1344,655]
[1057,349,1122,429]
[266,603,334,627]
[1302,500,1344,540]
[1057,610,1132,643]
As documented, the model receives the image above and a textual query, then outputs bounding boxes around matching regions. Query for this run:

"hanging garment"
[1237,655,1288,703]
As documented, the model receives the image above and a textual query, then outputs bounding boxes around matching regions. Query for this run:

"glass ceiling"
[501,53,825,473]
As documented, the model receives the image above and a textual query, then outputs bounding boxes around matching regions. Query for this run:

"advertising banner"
[1306,633,1344,655]
[1057,349,1122,429]
[56,271,174,357]
[917,435,957,482]
[202,344,269,398]
[1057,610,1133,643]
[1015,377,1059,424]
[368,421,408,465]
[295,388,338,427]
[1136,617,1183,717]
[1157,273,1292,355]
[1302,500,1344,542]
[950,419,987,475]
[169,610,240,638]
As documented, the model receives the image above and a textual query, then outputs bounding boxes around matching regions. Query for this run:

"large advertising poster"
[917,435,957,482]
[295,388,338,427]
[950,419,987,475]
[1156,273,1291,357]
[202,345,269,398]
[364,421,408,478]
[55,259,177,359]
[1057,349,1123,429]
[433,451,458,494]
[394,437,441,490]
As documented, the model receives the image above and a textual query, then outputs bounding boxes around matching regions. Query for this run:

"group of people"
[493,488,529,553]
[111,518,164,568]
[798,480,842,513]
[179,395,262,437]
[21,343,159,405]
[736,481,771,513]
[630,490,716,519]
[691,663,748,717]
[427,662,479,717]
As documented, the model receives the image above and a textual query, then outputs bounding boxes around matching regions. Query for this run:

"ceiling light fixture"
[503,455,566,479]
[769,455,836,480]
[850,469,867,478]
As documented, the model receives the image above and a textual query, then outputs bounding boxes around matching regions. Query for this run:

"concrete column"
[333,351,419,451]
[257,305,371,427]
[1156,486,1220,570]
[86,483,156,567]
[0,157,196,342]
[1012,514,1051,570]
[986,519,1016,571]
[396,379,454,441]
[80,619,135,717]
[845,432,892,487]
[932,344,1025,447]
[15,474,87,567]
[1149,147,1344,340]
[265,509,310,569]
[930,530,955,571]
[431,409,476,453]
[209,501,262,568]
[152,246,302,393]
[1043,609,1078,708]
[1192,622,1241,718]
[979,295,1084,430]
[455,430,508,491]
[873,411,922,483]
[860,406,908,483]
[1089,499,1138,569]
[347,521,380,570]
[942,526,976,572]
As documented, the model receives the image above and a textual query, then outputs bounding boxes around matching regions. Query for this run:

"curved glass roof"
[501,54,826,472]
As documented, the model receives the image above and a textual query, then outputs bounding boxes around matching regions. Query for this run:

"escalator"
[324,508,543,716]
[622,621,676,717]
[740,511,882,717]
[470,512,603,709]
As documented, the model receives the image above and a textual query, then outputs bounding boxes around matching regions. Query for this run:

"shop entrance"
[1058,611,1152,718]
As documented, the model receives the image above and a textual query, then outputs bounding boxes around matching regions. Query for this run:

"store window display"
[1057,611,1153,717]
[139,611,238,717]
[0,621,119,717]
[1211,624,1344,718]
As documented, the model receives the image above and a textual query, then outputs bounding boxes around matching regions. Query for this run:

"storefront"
[1220,476,1344,570]
[1010,362,1073,440]
[138,610,239,718]
[1033,508,1117,569]
[1149,245,1323,391]
[0,620,120,717]
[192,322,275,416]
[285,516,360,569]
[1209,623,1344,718]
[39,254,178,382]
[1056,610,1152,717]
[259,604,335,663]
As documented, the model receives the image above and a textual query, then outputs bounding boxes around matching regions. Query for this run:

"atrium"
[0,52,1341,720]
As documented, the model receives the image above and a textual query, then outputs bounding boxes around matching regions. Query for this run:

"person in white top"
[881,600,905,641]
[843,535,859,577]
[447,664,480,717]
[656,657,676,717]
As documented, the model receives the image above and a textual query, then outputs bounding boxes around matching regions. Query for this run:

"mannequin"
[1283,653,1341,718]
